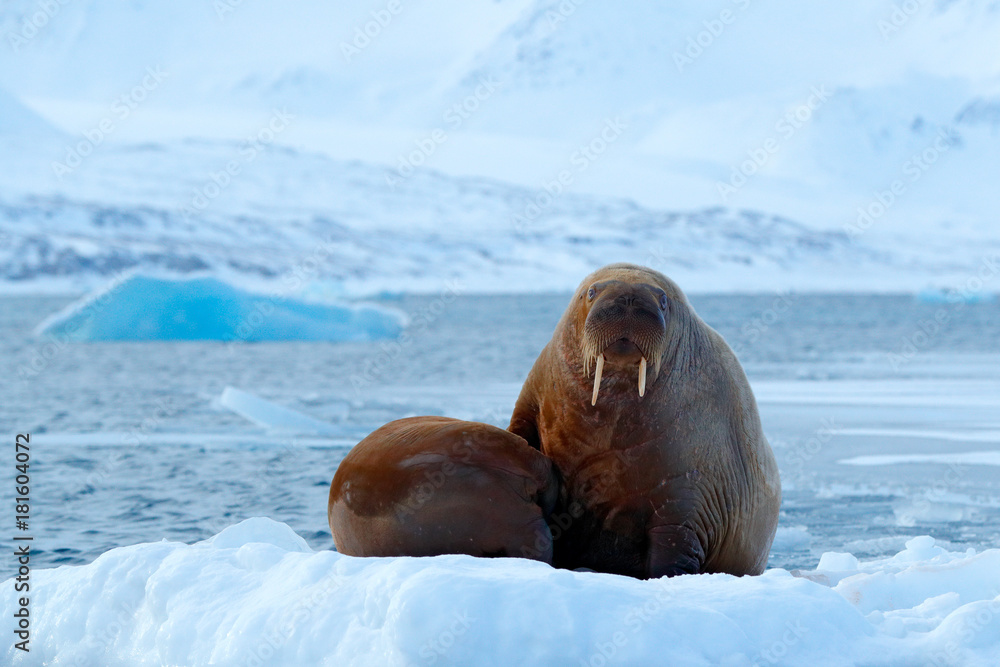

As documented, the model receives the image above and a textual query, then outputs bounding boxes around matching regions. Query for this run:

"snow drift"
[34,274,406,342]
[3,518,999,666]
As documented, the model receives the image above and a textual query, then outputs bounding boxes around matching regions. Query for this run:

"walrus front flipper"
[508,384,542,451]
[645,523,705,578]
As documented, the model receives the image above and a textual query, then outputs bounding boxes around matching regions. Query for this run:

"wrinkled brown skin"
[509,263,781,578]
[328,416,559,563]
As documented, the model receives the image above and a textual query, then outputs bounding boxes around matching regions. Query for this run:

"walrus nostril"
[615,294,637,307]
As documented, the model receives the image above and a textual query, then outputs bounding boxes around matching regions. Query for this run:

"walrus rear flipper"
[646,524,705,578]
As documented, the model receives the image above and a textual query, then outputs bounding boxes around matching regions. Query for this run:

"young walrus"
[328,416,558,562]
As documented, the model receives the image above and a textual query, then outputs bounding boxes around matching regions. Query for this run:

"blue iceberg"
[916,288,995,306]
[36,274,406,342]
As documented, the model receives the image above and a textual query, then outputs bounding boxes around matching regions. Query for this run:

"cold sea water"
[3,292,1000,579]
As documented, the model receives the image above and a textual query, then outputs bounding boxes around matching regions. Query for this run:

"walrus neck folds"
[657,301,705,382]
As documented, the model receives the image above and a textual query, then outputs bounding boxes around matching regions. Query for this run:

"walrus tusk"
[638,357,647,398]
[591,354,605,406]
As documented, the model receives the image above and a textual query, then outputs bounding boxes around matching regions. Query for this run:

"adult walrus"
[328,416,558,562]
[508,263,780,578]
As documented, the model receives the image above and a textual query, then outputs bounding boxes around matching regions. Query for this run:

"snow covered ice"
[35,274,406,342]
[3,518,999,666]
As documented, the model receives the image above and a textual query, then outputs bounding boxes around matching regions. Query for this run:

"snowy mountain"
[0,137,886,295]
[0,85,63,143]
[0,0,997,293]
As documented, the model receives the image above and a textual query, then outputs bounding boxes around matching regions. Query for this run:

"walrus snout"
[582,281,668,405]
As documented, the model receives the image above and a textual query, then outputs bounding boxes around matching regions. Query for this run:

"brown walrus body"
[328,416,558,562]
[509,263,780,578]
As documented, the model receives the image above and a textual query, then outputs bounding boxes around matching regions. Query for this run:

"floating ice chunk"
[894,536,947,563]
[916,288,995,305]
[833,544,999,623]
[35,273,406,342]
[840,451,1000,466]
[772,525,812,552]
[818,551,860,571]
[219,386,345,434]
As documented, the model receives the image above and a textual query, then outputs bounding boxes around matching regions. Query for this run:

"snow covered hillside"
[1,0,997,294]
[1,127,996,295]
[1,133,889,295]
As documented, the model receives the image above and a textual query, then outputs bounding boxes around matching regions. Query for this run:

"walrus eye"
[658,293,668,310]
[587,287,596,300]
